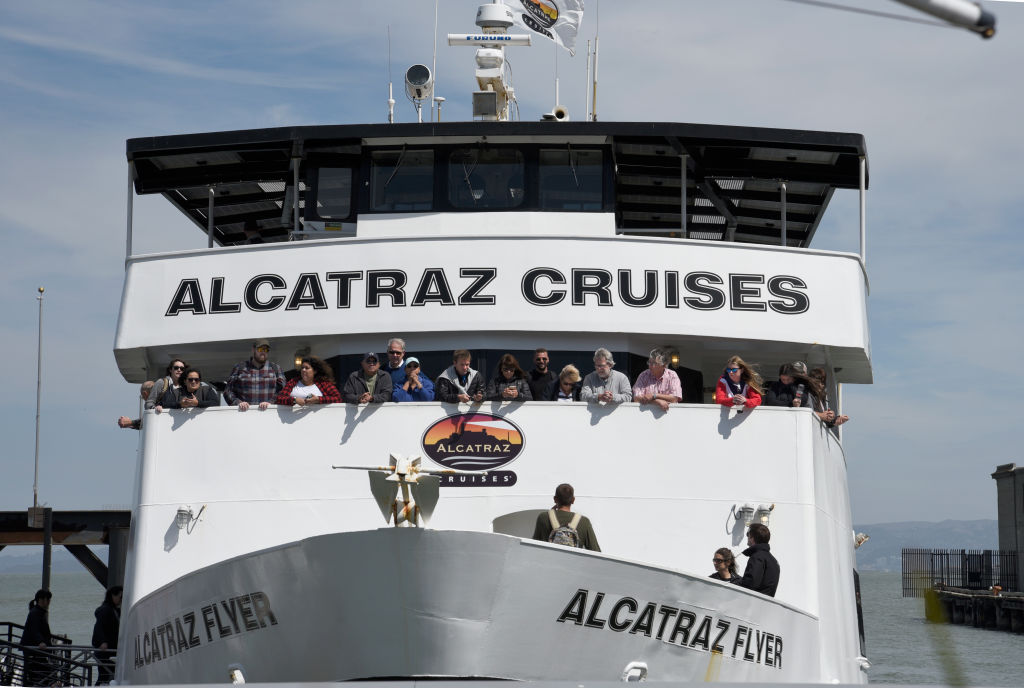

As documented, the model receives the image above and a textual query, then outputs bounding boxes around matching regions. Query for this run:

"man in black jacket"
[735,523,780,597]
[527,348,557,400]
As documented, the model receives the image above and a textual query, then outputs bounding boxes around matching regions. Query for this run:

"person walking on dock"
[92,586,122,685]
[21,589,53,687]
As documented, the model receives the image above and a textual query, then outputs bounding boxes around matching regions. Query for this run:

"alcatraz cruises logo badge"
[421,413,524,487]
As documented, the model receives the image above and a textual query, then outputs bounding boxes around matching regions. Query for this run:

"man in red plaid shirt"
[224,338,285,411]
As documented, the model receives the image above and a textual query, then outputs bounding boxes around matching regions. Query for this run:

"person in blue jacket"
[393,357,434,401]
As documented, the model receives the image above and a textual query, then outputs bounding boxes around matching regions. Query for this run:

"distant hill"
[853,519,998,572]
[0,546,107,574]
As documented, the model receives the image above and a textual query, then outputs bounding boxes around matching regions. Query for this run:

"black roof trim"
[126,120,868,248]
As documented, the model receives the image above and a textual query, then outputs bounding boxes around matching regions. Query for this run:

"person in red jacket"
[276,356,341,406]
[714,355,763,410]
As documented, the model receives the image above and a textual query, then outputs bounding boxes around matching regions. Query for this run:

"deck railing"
[0,622,110,686]
[901,548,1019,597]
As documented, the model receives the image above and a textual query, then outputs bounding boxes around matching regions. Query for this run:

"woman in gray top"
[485,354,532,401]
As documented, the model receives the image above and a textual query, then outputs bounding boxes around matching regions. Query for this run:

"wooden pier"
[928,586,1024,633]
[0,509,131,590]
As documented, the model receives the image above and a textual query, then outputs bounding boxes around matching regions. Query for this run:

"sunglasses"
[712,558,725,564]
[725,367,740,373]
[171,365,185,371]
[387,350,403,355]
[186,377,201,383]
[255,345,270,353]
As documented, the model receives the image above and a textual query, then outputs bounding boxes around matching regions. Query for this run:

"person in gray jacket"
[435,349,484,403]
[580,348,632,404]
[342,353,393,403]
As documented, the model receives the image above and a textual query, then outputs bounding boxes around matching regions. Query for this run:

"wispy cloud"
[0,25,339,91]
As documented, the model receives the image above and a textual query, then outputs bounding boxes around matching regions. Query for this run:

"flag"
[506,0,584,56]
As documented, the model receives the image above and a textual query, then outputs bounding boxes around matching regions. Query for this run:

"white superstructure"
[113,7,873,682]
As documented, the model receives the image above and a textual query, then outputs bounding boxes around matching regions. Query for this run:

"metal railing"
[902,548,1019,597]
[0,623,113,686]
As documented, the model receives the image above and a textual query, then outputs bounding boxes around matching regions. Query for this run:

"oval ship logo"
[520,0,558,29]
[421,413,524,470]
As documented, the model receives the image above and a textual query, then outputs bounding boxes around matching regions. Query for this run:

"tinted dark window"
[370,149,433,211]
[539,149,603,210]
[448,148,525,209]
[314,168,353,219]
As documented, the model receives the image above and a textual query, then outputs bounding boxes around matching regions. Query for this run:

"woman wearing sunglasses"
[714,355,763,410]
[485,353,533,402]
[156,367,220,410]
[709,548,738,581]
[146,359,187,410]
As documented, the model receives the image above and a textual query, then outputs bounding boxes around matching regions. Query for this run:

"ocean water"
[1,570,1021,684]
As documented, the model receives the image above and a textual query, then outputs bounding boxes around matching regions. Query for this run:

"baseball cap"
[363,352,379,362]
[404,356,421,368]
[253,338,271,348]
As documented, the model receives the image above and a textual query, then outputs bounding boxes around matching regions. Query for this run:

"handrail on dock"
[0,622,112,687]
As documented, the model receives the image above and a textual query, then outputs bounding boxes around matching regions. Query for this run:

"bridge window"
[370,149,434,211]
[539,148,603,210]
[313,167,353,219]
[448,148,525,209]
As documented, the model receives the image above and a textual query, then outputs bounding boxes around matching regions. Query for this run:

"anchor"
[333,453,486,527]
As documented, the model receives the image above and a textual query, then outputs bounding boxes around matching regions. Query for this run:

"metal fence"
[902,548,1019,597]
[0,622,109,686]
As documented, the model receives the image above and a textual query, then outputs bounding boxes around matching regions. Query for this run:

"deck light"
[176,505,193,530]
[294,347,310,369]
[735,503,755,527]
[176,504,206,532]
[755,503,775,527]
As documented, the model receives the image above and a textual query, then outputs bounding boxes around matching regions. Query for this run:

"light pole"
[33,286,44,508]
[31,286,52,591]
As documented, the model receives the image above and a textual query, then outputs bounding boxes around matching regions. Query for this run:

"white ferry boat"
[113,3,875,684]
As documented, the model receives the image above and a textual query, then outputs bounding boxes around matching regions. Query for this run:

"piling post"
[107,526,130,588]
[41,507,53,591]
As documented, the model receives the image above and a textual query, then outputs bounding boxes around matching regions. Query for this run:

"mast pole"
[591,1,600,121]
[585,39,591,121]
[432,0,439,121]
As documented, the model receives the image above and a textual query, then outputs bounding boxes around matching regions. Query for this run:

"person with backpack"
[532,483,600,552]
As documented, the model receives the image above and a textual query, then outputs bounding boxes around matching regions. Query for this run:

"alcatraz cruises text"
[164,267,809,315]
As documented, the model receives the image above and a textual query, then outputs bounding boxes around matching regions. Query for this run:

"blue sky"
[1,0,1021,525]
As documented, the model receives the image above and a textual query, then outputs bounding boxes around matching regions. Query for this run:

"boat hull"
[120,528,822,683]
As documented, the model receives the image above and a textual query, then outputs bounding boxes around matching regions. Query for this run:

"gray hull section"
[120,530,819,683]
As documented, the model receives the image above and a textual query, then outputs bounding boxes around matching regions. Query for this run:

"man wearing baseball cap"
[224,338,286,411]
[342,352,393,404]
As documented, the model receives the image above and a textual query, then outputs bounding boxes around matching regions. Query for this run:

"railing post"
[207,185,215,248]
[126,161,134,262]
[780,181,787,247]
[859,155,866,265]
[680,154,688,239]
